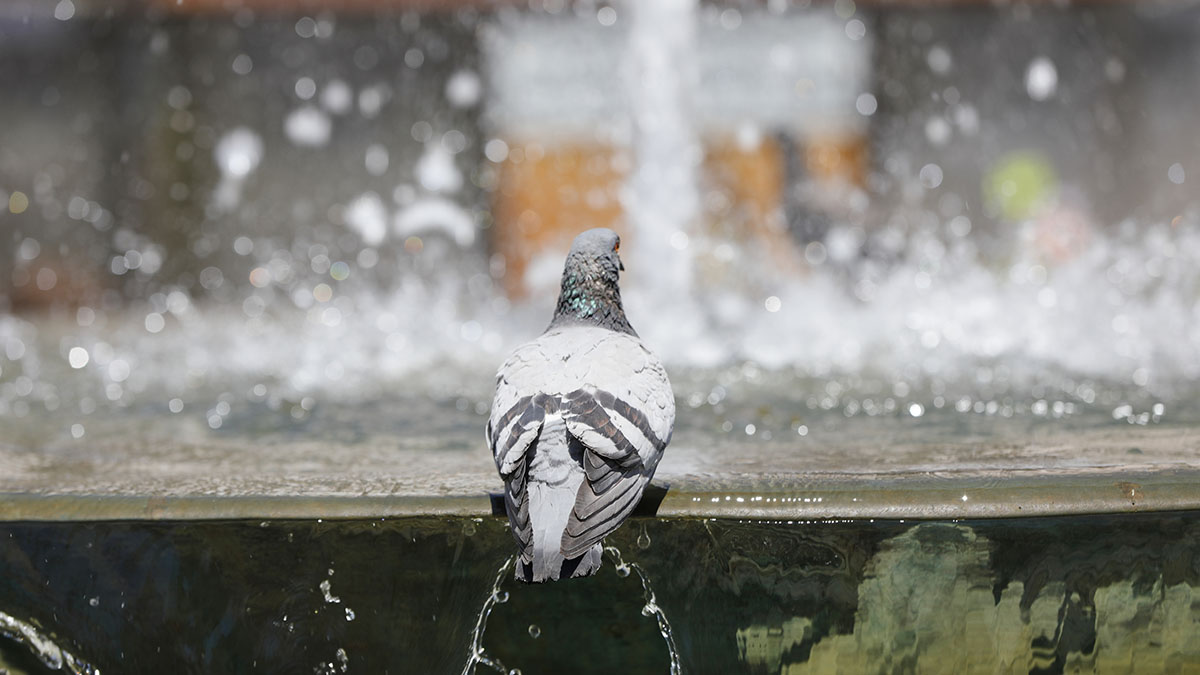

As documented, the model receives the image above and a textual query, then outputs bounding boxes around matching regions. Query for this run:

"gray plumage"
[487,228,675,582]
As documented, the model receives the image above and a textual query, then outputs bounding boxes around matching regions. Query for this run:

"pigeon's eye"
[614,240,620,252]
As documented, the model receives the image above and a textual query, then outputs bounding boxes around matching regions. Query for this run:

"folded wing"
[560,386,670,559]
[487,394,543,566]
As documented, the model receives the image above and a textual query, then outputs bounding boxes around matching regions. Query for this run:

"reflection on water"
[739,522,1198,674]
[731,518,1200,674]
[1,513,1198,674]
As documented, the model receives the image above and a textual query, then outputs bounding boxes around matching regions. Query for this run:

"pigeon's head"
[567,227,624,277]
[551,227,635,334]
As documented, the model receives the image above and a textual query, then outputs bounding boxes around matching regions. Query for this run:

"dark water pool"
[2,512,1199,674]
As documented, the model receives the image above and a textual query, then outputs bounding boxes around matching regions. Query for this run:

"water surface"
[2,513,1199,673]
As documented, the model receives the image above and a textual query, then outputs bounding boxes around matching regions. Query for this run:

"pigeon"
[487,228,675,582]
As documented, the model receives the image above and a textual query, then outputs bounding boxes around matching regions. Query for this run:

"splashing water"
[313,647,350,675]
[2,3,1199,425]
[461,555,516,675]
[623,0,700,306]
[0,610,101,675]
[460,550,680,675]
[604,545,682,675]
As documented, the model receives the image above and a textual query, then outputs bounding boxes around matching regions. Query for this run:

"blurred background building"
[1,0,1198,385]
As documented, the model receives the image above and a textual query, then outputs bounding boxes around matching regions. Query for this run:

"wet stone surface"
[1,372,1199,519]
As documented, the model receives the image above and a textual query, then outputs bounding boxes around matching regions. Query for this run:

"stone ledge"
[3,467,1197,521]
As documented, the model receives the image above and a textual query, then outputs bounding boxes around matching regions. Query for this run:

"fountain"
[1,0,1200,671]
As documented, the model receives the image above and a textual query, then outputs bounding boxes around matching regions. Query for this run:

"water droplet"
[54,0,75,21]
[1025,57,1057,101]
[446,69,482,108]
[615,565,631,578]
[845,18,866,40]
[295,76,317,101]
[855,93,877,116]
[1168,163,1185,185]
[365,145,389,176]
[8,191,28,214]
[925,117,951,146]
[68,347,89,369]
[919,163,944,189]
[404,47,424,68]
[527,624,541,639]
[926,45,952,74]
[330,261,350,281]
[484,139,509,163]
[493,590,509,604]
[232,54,253,76]
[320,579,341,604]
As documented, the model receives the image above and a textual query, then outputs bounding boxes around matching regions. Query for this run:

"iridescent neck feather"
[548,250,636,336]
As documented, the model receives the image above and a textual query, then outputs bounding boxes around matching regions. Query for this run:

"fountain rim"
[2,467,1198,522]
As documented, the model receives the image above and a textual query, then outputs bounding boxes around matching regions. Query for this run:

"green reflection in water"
[0,513,1197,674]
[741,520,1200,674]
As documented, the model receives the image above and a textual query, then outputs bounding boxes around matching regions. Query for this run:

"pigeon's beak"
[617,253,625,271]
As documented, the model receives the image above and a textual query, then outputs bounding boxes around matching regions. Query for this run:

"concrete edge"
[654,468,1200,519]
[2,469,1198,522]
[0,495,495,522]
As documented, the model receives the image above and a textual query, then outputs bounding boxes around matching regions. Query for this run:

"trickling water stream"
[459,547,682,675]
[602,545,682,675]
[0,611,99,675]
[462,556,516,675]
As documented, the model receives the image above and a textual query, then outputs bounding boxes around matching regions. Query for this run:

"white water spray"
[622,0,702,346]
[0,610,100,675]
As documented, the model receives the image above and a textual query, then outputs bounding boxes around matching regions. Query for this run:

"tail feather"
[517,481,604,582]
[514,543,601,583]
